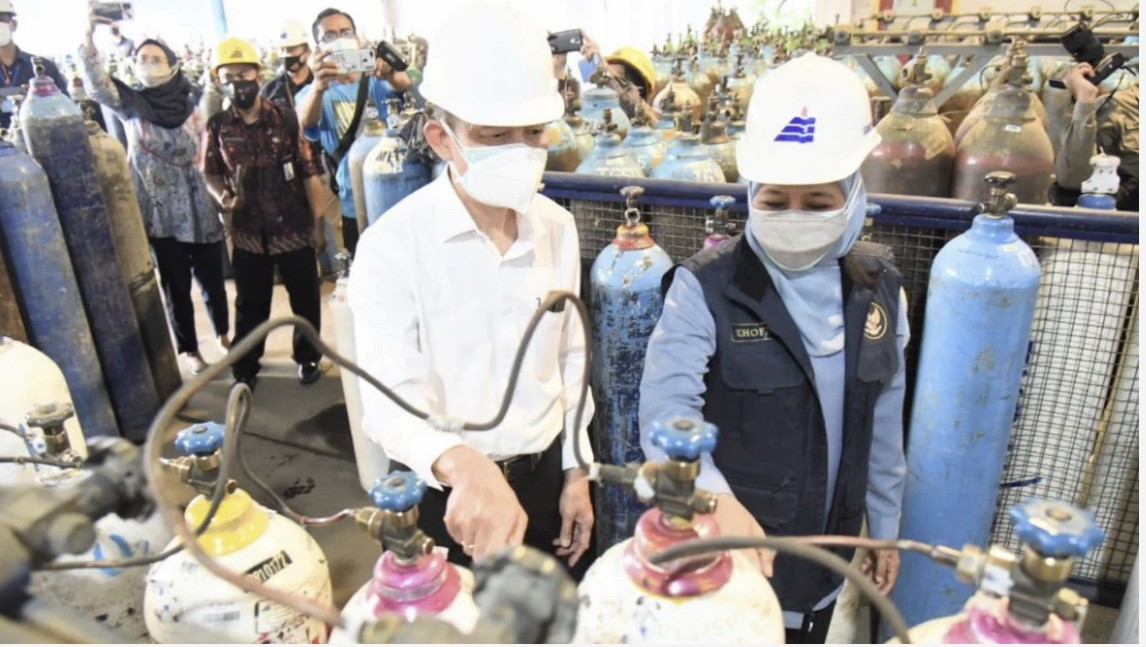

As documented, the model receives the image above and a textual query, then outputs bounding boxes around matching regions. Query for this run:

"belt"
[494,437,558,482]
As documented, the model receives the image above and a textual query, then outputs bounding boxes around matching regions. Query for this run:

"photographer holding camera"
[296,7,412,256]
[552,31,658,124]
[1048,30,1139,212]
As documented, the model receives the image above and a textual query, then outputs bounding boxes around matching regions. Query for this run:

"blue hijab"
[747,172,867,357]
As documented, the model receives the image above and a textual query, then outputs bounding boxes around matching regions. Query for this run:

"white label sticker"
[1004,124,1022,133]
[284,161,295,181]
[255,599,306,636]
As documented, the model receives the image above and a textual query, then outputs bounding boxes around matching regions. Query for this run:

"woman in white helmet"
[348,0,596,577]
[639,53,910,643]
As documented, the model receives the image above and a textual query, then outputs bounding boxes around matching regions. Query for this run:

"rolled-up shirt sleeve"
[347,225,463,490]
[1055,97,1100,190]
[638,268,731,495]
[865,288,910,541]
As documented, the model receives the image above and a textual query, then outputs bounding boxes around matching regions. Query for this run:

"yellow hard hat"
[606,47,657,96]
[213,37,261,75]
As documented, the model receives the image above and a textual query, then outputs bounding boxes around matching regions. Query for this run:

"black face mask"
[283,55,304,73]
[224,79,260,110]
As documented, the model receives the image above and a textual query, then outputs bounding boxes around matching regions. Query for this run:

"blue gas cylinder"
[1077,194,1117,210]
[622,117,667,176]
[349,110,387,232]
[581,78,632,140]
[589,186,674,551]
[888,172,1041,634]
[651,126,726,183]
[576,108,644,179]
[20,62,159,440]
[0,140,118,438]
[363,121,432,228]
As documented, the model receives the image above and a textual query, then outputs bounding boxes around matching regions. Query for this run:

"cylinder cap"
[175,422,226,456]
[650,416,718,461]
[371,471,426,512]
[1010,499,1105,559]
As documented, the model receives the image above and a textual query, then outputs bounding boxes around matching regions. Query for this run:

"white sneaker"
[181,352,209,375]
[217,335,232,355]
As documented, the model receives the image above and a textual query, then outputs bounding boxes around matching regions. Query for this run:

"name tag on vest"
[732,323,772,343]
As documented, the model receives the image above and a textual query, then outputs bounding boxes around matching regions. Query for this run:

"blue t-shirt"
[295,77,402,219]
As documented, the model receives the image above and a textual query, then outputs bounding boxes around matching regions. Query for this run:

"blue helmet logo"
[775,107,816,144]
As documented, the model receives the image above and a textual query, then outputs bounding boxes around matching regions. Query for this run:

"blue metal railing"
[542,172,1140,244]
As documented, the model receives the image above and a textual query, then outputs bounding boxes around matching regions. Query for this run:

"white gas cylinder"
[28,506,174,641]
[891,594,1082,644]
[330,256,389,493]
[574,513,785,644]
[144,489,333,643]
[329,553,478,643]
[0,336,87,486]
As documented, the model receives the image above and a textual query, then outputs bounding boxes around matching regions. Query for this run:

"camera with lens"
[1058,22,1128,87]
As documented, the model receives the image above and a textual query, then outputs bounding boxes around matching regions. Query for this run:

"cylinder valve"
[25,402,77,458]
[357,471,435,562]
[706,195,736,237]
[650,415,718,462]
[175,422,225,457]
[1012,499,1105,563]
[164,422,225,492]
[980,171,1018,217]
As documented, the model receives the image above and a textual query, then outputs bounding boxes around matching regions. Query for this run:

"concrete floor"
[182,276,379,609]
[179,278,1126,644]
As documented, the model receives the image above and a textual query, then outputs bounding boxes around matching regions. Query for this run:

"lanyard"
[0,60,20,87]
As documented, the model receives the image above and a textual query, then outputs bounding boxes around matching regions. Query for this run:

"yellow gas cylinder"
[143,424,333,643]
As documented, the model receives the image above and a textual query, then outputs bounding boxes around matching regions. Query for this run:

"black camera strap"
[322,74,370,193]
[332,74,371,164]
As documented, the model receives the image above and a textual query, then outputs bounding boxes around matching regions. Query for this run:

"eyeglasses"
[319,28,355,44]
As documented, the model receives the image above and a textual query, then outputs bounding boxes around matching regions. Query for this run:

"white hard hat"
[277,19,309,48]
[420,0,563,127]
[0,0,14,15]
[736,53,881,186]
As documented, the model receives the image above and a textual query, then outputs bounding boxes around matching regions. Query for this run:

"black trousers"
[785,602,836,644]
[231,246,321,380]
[149,237,229,354]
[400,438,595,582]
[342,217,359,257]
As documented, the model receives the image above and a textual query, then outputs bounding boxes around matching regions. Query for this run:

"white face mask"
[441,121,548,214]
[0,23,11,48]
[748,181,858,272]
[137,62,175,88]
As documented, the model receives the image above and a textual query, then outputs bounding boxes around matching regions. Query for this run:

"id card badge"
[283,161,295,182]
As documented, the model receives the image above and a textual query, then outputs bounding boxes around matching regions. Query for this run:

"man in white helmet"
[347,0,595,575]
[640,53,909,643]
[261,19,315,109]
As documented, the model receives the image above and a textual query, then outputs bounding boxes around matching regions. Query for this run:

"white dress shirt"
[347,172,595,490]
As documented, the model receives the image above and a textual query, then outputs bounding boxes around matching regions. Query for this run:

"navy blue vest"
[667,235,902,613]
